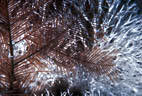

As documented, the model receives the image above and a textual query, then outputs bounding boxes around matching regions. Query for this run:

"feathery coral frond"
[0,0,119,95]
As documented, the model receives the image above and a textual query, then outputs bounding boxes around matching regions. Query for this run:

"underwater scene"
[0,0,142,96]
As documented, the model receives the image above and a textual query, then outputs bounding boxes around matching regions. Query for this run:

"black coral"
[0,0,118,95]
